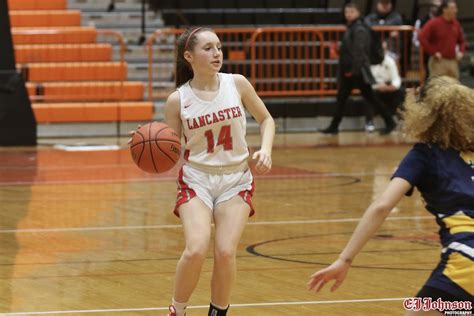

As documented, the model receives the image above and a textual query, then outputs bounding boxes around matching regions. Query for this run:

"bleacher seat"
[255,11,282,25]
[20,62,127,82]
[209,0,236,8]
[266,0,293,8]
[294,0,327,8]
[179,0,208,9]
[162,8,342,26]
[26,82,145,102]
[238,0,265,8]
[7,0,66,10]
[15,44,112,63]
[12,27,97,45]
[225,11,255,25]
[195,11,225,25]
[32,102,153,122]
[283,11,314,24]
[9,10,82,27]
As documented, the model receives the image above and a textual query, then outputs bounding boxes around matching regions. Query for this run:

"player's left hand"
[252,149,272,174]
[308,258,351,292]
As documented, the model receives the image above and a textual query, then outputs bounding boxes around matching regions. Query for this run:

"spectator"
[365,0,403,27]
[369,42,405,123]
[413,0,442,79]
[321,2,396,135]
[419,0,465,79]
[364,0,403,55]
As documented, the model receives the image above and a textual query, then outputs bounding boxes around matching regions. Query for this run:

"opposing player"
[308,76,473,315]
[165,27,275,316]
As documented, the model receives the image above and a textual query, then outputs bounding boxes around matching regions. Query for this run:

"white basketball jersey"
[177,73,249,168]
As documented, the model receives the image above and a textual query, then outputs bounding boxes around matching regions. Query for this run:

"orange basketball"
[130,122,181,173]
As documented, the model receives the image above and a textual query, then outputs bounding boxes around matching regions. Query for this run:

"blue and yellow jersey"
[393,143,473,300]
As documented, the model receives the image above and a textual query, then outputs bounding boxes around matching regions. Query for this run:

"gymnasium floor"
[0,132,442,315]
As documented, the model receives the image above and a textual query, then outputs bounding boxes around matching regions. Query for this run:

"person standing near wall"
[321,2,396,135]
[419,0,465,79]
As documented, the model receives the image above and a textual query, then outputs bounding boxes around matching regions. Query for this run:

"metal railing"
[146,25,424,101]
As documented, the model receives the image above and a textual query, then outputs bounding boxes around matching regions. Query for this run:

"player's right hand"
[127,124,141,145]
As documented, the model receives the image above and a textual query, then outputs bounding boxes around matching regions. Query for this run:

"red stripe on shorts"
[174,167,196,217]
[239,178,255,217]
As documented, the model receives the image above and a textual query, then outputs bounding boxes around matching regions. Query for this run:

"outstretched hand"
[252,149,272,174]
[307,259,351,293]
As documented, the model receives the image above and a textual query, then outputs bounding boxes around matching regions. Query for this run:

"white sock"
[172,298,188,316]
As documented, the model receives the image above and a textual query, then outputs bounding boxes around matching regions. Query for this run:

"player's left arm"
[233,74,275,174]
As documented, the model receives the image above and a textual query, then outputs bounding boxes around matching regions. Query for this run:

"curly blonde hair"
[402,76,474,151]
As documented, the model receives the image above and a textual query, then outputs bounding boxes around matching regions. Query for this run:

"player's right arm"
[164,90,182,138]
[308,177,412,292]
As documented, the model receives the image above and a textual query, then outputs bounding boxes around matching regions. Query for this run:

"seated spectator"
[369,43,405,122]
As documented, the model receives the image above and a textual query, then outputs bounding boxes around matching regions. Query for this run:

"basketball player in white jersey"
[165,27,275,316]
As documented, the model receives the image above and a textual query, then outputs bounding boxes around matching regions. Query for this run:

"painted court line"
[0,216,432,234]
[1,297,405,315]
[0,171,393,186]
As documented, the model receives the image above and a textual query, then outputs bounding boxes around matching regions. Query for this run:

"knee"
[214,247,236,266]
[182,243,208,264]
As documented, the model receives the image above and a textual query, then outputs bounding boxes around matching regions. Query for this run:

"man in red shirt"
[419,0,465,79]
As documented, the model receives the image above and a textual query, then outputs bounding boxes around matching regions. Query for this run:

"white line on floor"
[0,216,432,234]
[1,297,405,315]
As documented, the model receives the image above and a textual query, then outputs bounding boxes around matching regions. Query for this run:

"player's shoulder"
[167,90,180,104]
[231,73,247,84]
[165,90,181,110]
[231,74,252,92]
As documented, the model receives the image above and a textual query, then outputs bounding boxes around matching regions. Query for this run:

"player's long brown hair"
[402,76,474,151]
[175,27,215,88]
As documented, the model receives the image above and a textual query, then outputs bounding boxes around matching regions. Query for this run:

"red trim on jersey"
[174,167,196,217]
[238,178,256,217]
[184,149,190,161]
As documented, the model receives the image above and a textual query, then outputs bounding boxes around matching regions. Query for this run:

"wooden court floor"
[0,132,442,315]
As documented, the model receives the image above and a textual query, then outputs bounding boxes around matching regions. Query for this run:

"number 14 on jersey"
[204,125,233,153]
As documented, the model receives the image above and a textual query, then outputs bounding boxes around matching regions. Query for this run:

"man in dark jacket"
[321,2,396,135]
[365,0,403,27]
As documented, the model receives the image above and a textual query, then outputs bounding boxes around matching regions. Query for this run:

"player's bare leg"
[211,195,251,308]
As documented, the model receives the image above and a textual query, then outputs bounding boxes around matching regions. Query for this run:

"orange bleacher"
[7,0,67,10]
[12,27,97,45]
[8,0,153,124]
[9,10,82,27]
[26,82,145,102]
[20,62,127,82]
[32,102,153,123]
[15,44,113,63]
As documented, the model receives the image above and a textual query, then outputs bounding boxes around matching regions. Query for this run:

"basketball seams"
[133,130,146,164]
[152,122,170,139]
[155,139,179,164]
[148,124,159,173]
[155,125,181,166]
[130,122,181,173]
